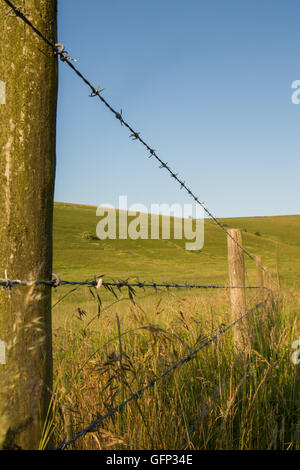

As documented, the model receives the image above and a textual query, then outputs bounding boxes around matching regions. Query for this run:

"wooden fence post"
[255,256,264,301]
[0,1,58,450]
[263,266,272,291]
[227,229,246,352]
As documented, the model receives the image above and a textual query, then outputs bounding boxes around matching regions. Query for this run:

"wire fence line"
[2,0,276,285]
[55,296,270,450]
[0,273,271,292]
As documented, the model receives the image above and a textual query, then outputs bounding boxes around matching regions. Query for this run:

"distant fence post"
[262,265,274,292]
[227,229,246,352]
[255,256,264,301]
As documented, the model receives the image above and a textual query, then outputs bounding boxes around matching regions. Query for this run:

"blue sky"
[55,0,300,218]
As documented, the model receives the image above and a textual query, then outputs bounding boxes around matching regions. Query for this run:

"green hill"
[53,202,300,289]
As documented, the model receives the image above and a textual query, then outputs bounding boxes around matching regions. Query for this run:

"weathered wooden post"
[227,229,246,352]
[255,256,264,301]
[262,266,272,291]
[0,1,58,449]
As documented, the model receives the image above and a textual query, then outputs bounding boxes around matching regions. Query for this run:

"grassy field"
[53,202,300,289]
[49,202,300,450]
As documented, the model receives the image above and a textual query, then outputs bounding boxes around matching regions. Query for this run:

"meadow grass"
[49,288,299,450]
[48,203,300,450]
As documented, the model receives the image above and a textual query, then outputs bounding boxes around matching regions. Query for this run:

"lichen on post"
[0,0,58,450]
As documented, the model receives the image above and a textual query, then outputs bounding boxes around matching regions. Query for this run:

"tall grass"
[49,288,299,450]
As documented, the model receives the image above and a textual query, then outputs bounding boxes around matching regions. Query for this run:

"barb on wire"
[89,85,105,97]
[1,0,276,287]
[55,296,270,449]
[54,43,78,62]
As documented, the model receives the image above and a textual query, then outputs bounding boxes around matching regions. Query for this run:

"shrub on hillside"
[81,231,98,241]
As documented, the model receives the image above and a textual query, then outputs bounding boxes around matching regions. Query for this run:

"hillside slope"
[53,202,300,288]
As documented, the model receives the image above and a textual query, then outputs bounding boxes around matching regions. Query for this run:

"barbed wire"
[55,296,270,449]
[2,0,276,286]
[0,273,271,292]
